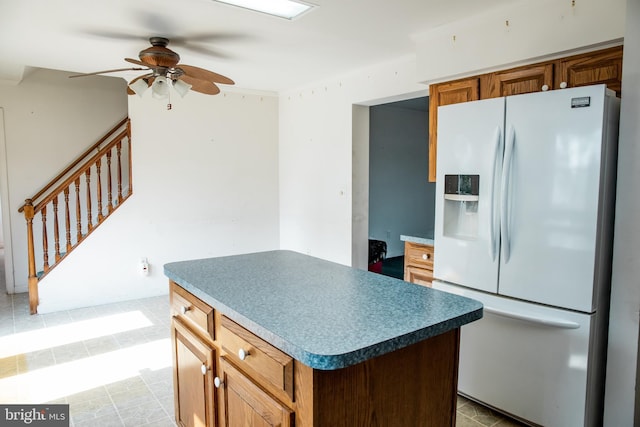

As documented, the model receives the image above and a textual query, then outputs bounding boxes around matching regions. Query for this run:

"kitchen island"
[164,250,482,427]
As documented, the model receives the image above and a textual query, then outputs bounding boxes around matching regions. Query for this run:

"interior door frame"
[0,108,15,293]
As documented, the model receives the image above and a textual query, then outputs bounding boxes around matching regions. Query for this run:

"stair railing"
[18,117,132,314]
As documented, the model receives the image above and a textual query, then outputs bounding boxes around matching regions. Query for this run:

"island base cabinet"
[169,276,472,427]
[217,357,294,427]
[294,329,461,427]
[172,319,218,427]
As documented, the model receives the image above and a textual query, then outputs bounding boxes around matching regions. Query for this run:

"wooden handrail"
[32,128,128,213]
[18,117,129,213]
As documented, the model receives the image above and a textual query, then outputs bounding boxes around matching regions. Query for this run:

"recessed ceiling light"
[213,0,316,20]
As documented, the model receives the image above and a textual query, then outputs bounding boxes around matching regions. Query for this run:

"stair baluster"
[117,140,123,204]
[41,206,49,273]
[53,196,61,262]
[107,150,113,214]
[19,117,132,314]
[64,187,72,253]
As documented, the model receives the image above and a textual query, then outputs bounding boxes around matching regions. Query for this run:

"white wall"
[37,89,280,313]
[351,105,369,270]
[604,0,640,424]
[0,68,128,294]
[279,56,428,266]
[414,0,626,83]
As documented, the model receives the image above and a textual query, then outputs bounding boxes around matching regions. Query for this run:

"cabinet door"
[404,266,433,287]
[173,319,217,427]
[555,46,623,96]
[428,77,480,182]
[218,357,294,427]
[484,63,553,98]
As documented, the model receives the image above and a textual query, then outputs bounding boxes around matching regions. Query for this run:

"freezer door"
[434,97,504,293]
[433,281,595,427]
[498,85,611,312]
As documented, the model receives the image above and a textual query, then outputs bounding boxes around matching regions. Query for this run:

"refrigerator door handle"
[500,125,515,263]
[489,126,503,261]
[484,305,581,329]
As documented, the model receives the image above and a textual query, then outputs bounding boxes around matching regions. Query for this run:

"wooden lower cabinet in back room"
[404,241,434,287]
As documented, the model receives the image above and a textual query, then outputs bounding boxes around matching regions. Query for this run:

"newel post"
[23,199,38,314]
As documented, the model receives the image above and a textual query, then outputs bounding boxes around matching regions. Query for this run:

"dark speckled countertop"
[164,250,482,370]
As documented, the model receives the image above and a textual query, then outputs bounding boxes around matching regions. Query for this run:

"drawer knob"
[422,254,430,260]
[180,306,191,315]
[238,349,250,360]
[201,363,208,375]
[214,376,224,388]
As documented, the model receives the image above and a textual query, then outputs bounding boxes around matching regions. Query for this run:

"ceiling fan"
[70,36,234,99]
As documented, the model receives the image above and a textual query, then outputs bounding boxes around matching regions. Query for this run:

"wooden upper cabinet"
[483,63,554,98]
[428,77,480,182]
[554,46,623,96]
[427,46,623,182]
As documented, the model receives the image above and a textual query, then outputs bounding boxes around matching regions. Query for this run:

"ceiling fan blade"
[180,76,220,95]
[178,64,234,85]
[128,73,154,85]
[175,32,251,43]
[175,44,233,59]
[125,58,155,67]
[80,30,144,42]
[69,67,147,78]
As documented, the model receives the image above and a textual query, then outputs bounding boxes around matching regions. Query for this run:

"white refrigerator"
[432,84,620,427]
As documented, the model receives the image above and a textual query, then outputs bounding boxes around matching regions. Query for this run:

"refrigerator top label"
[571,96,591,108]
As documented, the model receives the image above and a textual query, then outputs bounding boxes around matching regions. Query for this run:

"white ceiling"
[0,0,518,93]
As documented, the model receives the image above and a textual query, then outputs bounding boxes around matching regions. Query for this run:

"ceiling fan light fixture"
[213,0,315,20]
[173,79,192,97]
[129,78,149,97]
[151,76,169,99]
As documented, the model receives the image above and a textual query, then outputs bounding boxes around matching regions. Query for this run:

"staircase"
[18,118,133,314]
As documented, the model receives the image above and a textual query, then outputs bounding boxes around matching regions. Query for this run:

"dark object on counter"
[368,239,387,273]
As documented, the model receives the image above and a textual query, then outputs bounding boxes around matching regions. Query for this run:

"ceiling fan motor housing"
[139,37,180,67]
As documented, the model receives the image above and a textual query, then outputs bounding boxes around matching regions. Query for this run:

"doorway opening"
[367,96,435,279]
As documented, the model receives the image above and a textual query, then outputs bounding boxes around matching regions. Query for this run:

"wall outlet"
[140,258,150,276]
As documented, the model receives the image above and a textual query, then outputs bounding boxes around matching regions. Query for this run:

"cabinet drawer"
[405,266,433,288]
[170,281,215,340]
[405,242,434,269]
[219,316,294,401]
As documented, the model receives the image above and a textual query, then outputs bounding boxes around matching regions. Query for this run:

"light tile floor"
[0,292,176,426]
[0,292,527,427]
[457,395,528,426]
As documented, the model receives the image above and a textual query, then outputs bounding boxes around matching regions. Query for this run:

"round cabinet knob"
[422,254,430,260]
[180,306,190,315]
[201,364,208,375]
[214,377,224,388]
[560,81,568,89]
[238,349,250,360]
[541,84,549,91]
